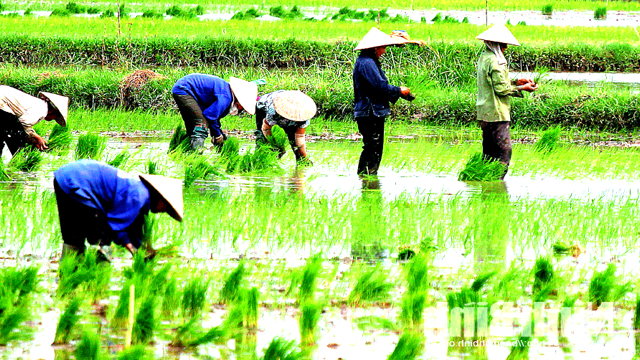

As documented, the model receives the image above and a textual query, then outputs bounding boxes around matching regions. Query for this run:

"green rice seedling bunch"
[405,253,429,295]
[506,320,533,360]
[265,126,288,156]
[47,123,73,151]
[168,124,190,154]
[298,301,322,346]
[106,149,131,168]
[219,136,240,159]
[182,277,209,318]
[446,272,495,343]
[354,316,398,332]
[541,4,553,16]
[241,287,259,329]
[0,301,31,345]
[387,332,423,360]
[0,161,9,181]
[147,159,158,174]
[133,296,156,344]
[161,278,179,318]
[1,266,39,299]
[169,315,201,347]
[8,146,43,172]
[348,266,393,306]
[53,296,83,344]
[75,331,102,360]
[185,302,246,347]
[298,255,323,303]
[532,257,554,296]
[558,295,577,353]
[458,153,506,181]
[400,292,427,331]
[588,263,632,309]
[75,133,107,160]
[260,337,304,360]
[184,155,220,187]
[220,261,247,304]
[233,146,280,174]
[116,345,154,360]
[58,249,111,300]
[594,7,607,20]
[534,126,562,154]
[141,213,156,253]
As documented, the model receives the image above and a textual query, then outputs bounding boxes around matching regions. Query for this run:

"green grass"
[298,301,322,346]
[53,296,83,344]
[220,262,247,304]
[182,276,209,318]
[387,332,423,360]
[458,153,506,181]
[75,133,107,160]
[47,123,73,151]
[8,146,43,172]
[348,266,393,306]
[75,331,102,360]
[260,337,304,360]
[534,126,562,153]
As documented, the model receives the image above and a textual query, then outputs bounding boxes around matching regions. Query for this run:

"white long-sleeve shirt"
[0,85,48,138]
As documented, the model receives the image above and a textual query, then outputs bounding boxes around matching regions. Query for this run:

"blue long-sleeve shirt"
[172,74,233,137]
[54,160,150,248]
[352,51,402,118]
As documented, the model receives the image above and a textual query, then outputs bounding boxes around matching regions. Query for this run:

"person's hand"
[33,134,48,151]
[519,83,539,92]
[516,78,534,86]
[400,87,411,97]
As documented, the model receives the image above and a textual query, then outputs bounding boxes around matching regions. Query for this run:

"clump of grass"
[75,331,102,360]
[168,124,191,154]
[588,263,632,309]
[0,305,30,346]
[458,153,505,181]
[53,296,83,344]
[9,146,43,172]
[219,136,240,158]
[107,149,131,168]
[265,126,288,155]
[75,133,107,160]
[227,146,280,174]
[446,272,495,341]
[532,257,554,296]
[399,292,427,330]
[220,262,247,304]
[242,287,259,329]
[48,124,73,151]
[260,337,303,360]
[348,266,393,306]
[298,301,322,346]
[133,296,156,344]
[541,4,553,16]
[162,278,179,318]
[534,126,562,154]
[147,159,158,174]
[405,254,429,294]
[58,249,111,300]
[594,7,607,20]
[184,155,220,187]
[182,277,209,318]
[387,332,423,360]
[117,345,153,360]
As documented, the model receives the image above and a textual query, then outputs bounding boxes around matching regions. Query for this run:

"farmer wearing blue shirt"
[353,28,414,176]
[53,160,184,260]
[172,74,258,151]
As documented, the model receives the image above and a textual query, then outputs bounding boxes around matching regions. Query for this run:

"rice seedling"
[458,153,506,181]
[141,214,156,253]
[289,255,322,304]
[387,332,424,360]
[8,146,43,172]
[111,281,134,328]
[241,287,259,329]
[182,276,209,318]
[541,4,553,16]
[399,292,427,330]
[354,316,398,332]
[168,124,190,154]
[53,296,83,344]
[74,133,107,160]
[0,161,9,181]
[265,126,288,156]
[348,266,393,306]
[146,159,158,174]
[532,257,554,295]
[446,272,495,343]
[183,155,220,187]
[47,123,73,151]
[534,126,562,154]
[558,295,578,353]
[219,136,240,158]
[133,296,156,344]
[1,266,39,298]
[161,278,179,318]
[116,345,153,360]
[75,331,102,360]
[588,263,632,309]
[298,301,322,346]
[0,303,31,346]
[260,337,304,360]
[220,261,247,304]
[594,7,607,20]
[57,249,111,300]
[230,146,281,174]
[404,253,429,295]
[106,149,131,168]
[634,296,640,353]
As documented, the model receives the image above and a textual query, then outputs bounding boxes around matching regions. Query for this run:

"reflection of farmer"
[0,85,68,154]
[475,25,538,178]
[172,74,257,151]
[53,160,183,260]
[255,90,316,163]
[352,28,413,176]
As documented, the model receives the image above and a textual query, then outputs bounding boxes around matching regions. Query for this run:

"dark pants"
[54,178,113,250]
[480,121,512,179]
[173,93,207,137]
[255,108,302,160]
[356,115,385,176]
[0,110,27,156]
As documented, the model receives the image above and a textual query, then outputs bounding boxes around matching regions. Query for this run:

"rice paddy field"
[3,0,640,359]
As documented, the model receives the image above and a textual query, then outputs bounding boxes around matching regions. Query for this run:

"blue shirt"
[172,74,233,137]
[352,51,401,118]
[54,160,150,248]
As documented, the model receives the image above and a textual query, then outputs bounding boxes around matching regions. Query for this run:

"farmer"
[53,159,183,261]
[476,25,538,178]
[254,90,317,163]
[172,74,258,151]
[352,27,414,176]
[0,85,68,155]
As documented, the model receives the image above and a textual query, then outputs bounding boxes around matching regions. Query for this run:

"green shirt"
[476,48,522,122]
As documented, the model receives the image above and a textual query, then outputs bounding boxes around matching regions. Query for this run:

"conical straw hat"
[273,91,317,122]
[139,174,184,222]
[476,25,520,46]
[38,91,69,126]
[228,77,258,115]
[355,27,405,51]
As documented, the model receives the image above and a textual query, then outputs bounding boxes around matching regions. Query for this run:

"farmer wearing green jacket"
[476,25,537,178]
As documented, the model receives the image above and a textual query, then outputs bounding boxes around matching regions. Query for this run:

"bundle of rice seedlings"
[298,255,323,303]
[141,214,156,253]
[184,156,220,187]
[446,272,495,342]
[405,254,429,295]
[0,161,10,181]
[399,292,427,330]
[161,278,179,318]
[534,126,562,154]
[75,133,107,160]
[241,287,259,329]
[111,281,133,328]
[116,345,153,360]
[265,126,288,156]
[106,149,131,168]
[219,136,240,158]
[47,123,73,151]
[74,331,102,360]
[387,332,423,360]
[532,257,554,295]
[8,146,43,172]
[354,316,398,332]
[260,337,303,360]
[58,249,111,300]
[553,242,584,258]
[146,160,158,174]
[0,304,31,345]
[168,125,191,154]
[558,295,577,353]
[220,262,247,304]
[506,320,533,360]
[53,296,83,344]
[588,263,632,309]
[182,277,209,318]
[133,296,156,344]
[231,146,280,174]
[2,266,39,298]
[348,266,393,306]
[298,301,322,346]
[458,153,506,181]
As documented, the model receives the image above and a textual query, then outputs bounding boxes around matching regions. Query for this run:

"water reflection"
[351,177,388,261]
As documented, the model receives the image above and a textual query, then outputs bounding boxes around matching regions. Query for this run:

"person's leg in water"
[356,116,385,176]
[172,93,208,151]
[480,121,512,179]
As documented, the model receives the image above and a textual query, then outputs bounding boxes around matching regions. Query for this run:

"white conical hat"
[139,174,184,222]
[228,77,258,115]
[355,27,405,51]
[476,25,521,46]
[273,91,317,122]
[38,91,69,126]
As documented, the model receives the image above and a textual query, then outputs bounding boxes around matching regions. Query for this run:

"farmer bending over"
[172,74,257,151]
[476,25,538,179]
[0,85,68,154]
[53,160,183,261]
[255,90,317,163]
